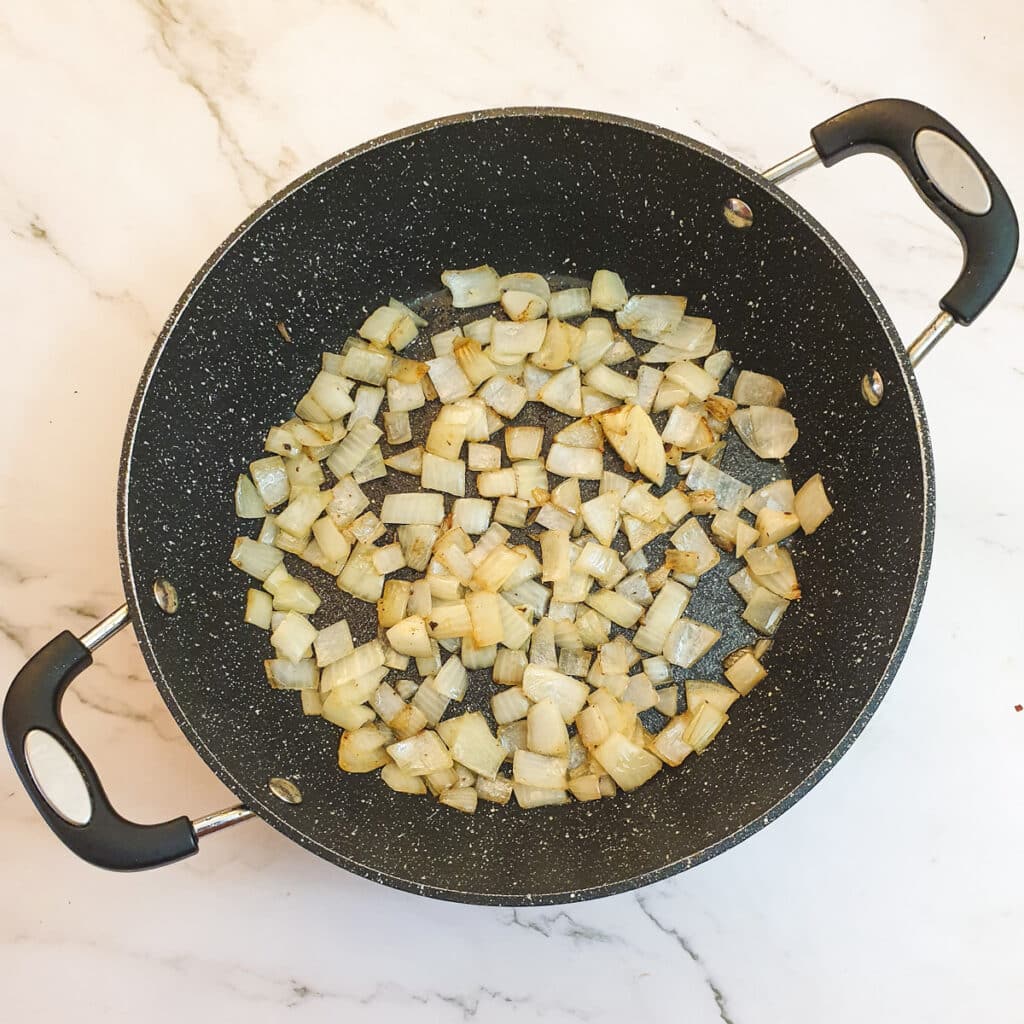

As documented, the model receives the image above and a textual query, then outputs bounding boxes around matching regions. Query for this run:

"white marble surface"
[2,1,1022,1020]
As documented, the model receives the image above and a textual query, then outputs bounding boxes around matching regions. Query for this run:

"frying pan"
[4,99,1017,905]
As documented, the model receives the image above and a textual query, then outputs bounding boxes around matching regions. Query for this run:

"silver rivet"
[152,579,179,614]
[269,777,303,804]
[861,370,884,406]
[723,197,753,228]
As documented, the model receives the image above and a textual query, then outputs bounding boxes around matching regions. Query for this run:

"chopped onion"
[231,537,285,581]
[513,749,568,789]
[742,586,790,635]
[380,492,445,525]
[682,702,728,753]
[245,589,273,629]
[733,370,785,407]
[794,473,833,534]
[615,294,687,341]
[538,365,583,416]
[499,272,550,299]
[548,287,591,320]
[593,732,661,790]
[442,265,500,308]
[686,456,752,514]
[744,478,795,515]
[755,507,801,546]
[235,474,265,518]
[730,406,798,460]
[684,679,739,714]
[500,289,547,322]
[670,519,720,576]
[492,686,531,725]
[664,359,719,401]
[591,269,628,311]
[664,618,721,668]
[577,317,615,370]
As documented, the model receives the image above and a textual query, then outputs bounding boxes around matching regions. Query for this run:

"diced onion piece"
[576,317,615,370]
[336,724,390,773]
[522,665,589,723]
[244,589,273,629]
[359,306,417,350]
[548,287,591,320]
[682,702,728,753]
[593,732,661,790]
[231,537,285,581]
[584,364,638,401]
[685,679,739,714]
[742,586,790,635]
[270,575,321,615]
[265,658,319,690]
[664,359,719,401]
[499,272,550,299]
[475,775,513,805]
[494,496,529,528]
[633,579,690,653]
[387,730,453,775]
[493,647,527,686]
[492,686,531,725]
[478,376,528,420]
[336,543,384,602]
[730,406,798,460]
[648,316,715,358]
[314,620,354,667]
[670,519,720,576]
[386,615,432,658]
[439,786,478,813]
[744,478,795,515]
[466,591,505,646]
[585,589,644,629]
[623,673,658,712]
[514,783,569,808]
[426,354,474,403]
[270,611,318,664]
[382,763,427,795]
[543,442,602,481]
[441,265,500,308]
[664,618,721,668]
[526,699,570,757]
[755,507,801,546]
[651,716,693,766]
[341,345,391,386]
[250,455,290,509]
[724,652,767,695]
[513,749,569,789]
[235,474,265,518]
[380,492,445,525]
[421,452,465,497]
[326,418,383,478]
[794,473,833,534]
[596,405,666,486]
[447,712,505,778]
[491,320,547,363]
[616,294,687,341]
[733,370,786,407]
[591,269,628,311]
[505,426,544,461]
[655,686,678,717]
[538,365,583,416]
[703,349,733,380]
[686,456,752,514]
[501,289,548,322]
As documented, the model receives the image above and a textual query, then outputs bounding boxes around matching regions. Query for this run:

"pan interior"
[120,110,930,904]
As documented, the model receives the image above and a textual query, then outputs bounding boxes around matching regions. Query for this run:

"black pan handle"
[808,98,1018,326]
[2,611,200,870]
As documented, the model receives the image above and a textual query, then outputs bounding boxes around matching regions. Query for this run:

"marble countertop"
[2,2,1022,1020]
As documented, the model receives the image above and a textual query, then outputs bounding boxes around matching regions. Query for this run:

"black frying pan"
[4,99,1017,905]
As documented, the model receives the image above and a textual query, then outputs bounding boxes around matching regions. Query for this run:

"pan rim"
[117,106,934,905]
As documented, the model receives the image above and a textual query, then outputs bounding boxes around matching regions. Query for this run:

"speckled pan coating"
[117,108,934,905]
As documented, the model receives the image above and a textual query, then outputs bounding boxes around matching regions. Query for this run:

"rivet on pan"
[152,579,179,614]
[269,777,303,804]
[723,197,754,229]
[861,370,884,406]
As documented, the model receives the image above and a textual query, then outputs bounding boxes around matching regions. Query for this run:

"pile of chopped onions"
[231,264,833,812]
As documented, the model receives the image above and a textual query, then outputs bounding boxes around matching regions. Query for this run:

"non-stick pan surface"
[118,109,932,903]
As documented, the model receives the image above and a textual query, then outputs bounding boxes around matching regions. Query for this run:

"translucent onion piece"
[742,586,790,635]
[441,265,500,308]
[380,492,445,525]
[593,732,661,790]
[663,618,721,668]
[733,370,786,407]
[730,406,799,460]
[590,269,628,311]
[670,519,720,576]
[684,679,739,714]
[794,473,833,534]
[547,287,591,320]
[387,731,453,776]
[744,478,795,515]
[686,456,752,514]
[498,272,551,299]
[615,294,687,341]
[703,349,733,380]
